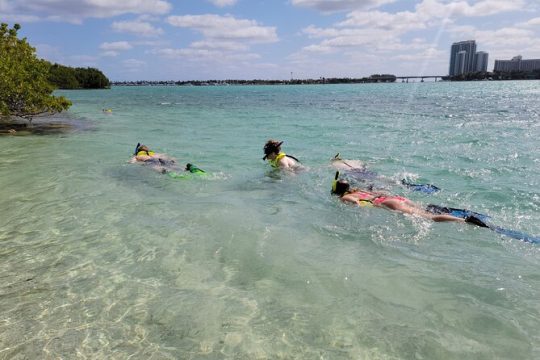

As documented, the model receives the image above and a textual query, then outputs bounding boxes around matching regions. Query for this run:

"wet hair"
[332,179,350,196]
[138,145,150,152]
[263,139,283,160]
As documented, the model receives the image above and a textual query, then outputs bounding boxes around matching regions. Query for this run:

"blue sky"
[2,0,540,80]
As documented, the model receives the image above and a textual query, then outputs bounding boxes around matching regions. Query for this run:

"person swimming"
[331,173,479,223]
[331,153,440,194]
[263,139,303,171]
[130,143,178,173]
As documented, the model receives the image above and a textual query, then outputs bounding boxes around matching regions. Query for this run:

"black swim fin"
[465,215,489,228]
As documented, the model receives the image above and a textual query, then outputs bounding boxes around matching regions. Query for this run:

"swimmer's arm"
[341,194,363,205]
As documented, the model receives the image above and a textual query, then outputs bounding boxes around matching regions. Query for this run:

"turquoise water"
[1,82,539,359]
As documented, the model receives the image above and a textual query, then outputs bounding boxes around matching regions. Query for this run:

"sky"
[2,0,540,81]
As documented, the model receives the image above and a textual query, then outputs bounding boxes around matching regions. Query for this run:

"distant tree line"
[446,70,540,81]
[48,63,110,89]
[112,74,397,87]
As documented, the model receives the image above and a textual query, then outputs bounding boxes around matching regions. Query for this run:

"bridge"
[396,76,446,83]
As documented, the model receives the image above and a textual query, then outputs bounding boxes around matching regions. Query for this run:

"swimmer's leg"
[380,199,464,222]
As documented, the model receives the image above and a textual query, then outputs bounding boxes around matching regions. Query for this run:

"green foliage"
[48,63,110,89]
[0,23,71,120]
[48,64,79,89]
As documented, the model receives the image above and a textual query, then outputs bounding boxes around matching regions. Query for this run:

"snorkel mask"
[262,141,283,160]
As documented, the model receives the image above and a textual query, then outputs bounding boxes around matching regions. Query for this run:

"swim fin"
[467,216,540,244]
[426,204,490,222]
[490,226,540,244]
[186,163,206,174]
[430,205,539,244]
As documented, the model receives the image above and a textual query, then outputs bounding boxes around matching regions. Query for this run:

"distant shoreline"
[110,74,539,87]
[111,75,399,87]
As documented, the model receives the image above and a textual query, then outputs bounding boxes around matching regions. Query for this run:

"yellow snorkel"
[332,171,339,193]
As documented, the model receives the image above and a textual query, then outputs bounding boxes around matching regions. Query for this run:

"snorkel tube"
[134,142,141,155]
[331,171,339,193]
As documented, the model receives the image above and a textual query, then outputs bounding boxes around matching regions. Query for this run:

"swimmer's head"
[263,140,283,160]
[138,145,150,152]
[332,179,350,196]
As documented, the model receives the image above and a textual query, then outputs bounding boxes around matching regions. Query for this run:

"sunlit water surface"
[1,82,539,359]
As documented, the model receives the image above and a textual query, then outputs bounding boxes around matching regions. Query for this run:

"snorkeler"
[263,139,302,171]
[331,172,540,243]
[331,153,440,194]
[331,173,484,224]
[130,143,178,172]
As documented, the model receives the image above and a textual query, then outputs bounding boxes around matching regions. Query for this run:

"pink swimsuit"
[350,191,407,205]
[372,195,407,205]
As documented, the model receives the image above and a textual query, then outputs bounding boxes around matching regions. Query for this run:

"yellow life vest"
[137,150,155,157]
[269,152,286,168]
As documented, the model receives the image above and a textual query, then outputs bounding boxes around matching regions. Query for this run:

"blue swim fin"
[464,214,539,244]
[490,226,540,244]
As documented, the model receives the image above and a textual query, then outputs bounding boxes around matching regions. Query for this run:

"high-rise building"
[449,40,476,76]
[449,40,490,76]
[455,51,467,75]
[494,55,540,72]
[474,51,489,72]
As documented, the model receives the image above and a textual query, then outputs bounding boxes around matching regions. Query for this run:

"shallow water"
[1,82,539,359]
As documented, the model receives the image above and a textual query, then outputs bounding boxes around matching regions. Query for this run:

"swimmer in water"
[331,175,483,224]
[263,139,303,171]
[130,143,178,173]
[331,153,440,194]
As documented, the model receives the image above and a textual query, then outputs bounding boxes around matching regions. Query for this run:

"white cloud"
[112,20,164,37]
[0,0,172,23]
[159,13,277,66]
[461,27,535,48]
[416,0,525,18]
[338,10,425,32]
[519,17,540,27]
[167,14,278,43]
[296,0,533,68]
[100,41,133,51]
[395,47,446,61]
[208,0,237,7]
[291,0,396,12]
